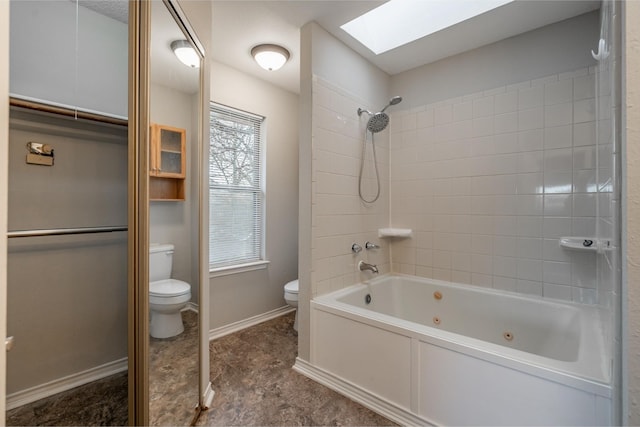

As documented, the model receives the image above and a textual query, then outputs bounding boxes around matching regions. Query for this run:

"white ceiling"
[211,0,600,94]
[76,0,128,23]
[77,0,601,95]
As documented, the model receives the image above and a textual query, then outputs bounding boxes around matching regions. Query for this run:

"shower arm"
[358,97,402,117]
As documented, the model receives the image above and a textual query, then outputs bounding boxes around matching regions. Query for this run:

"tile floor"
[150,310,200,426]
[5,371,128,426]
[6,310,199,427]
[197,312,395,426]
[7,311,395,426]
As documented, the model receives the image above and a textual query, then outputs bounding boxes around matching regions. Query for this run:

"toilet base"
[293,309,298,332]
[150,310,184,339]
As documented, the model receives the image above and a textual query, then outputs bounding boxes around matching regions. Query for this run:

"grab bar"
[7,225,128,238]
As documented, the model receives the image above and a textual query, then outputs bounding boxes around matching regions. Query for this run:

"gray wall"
[208,60,299,330]
[392,11,599,109]
[9,0,128,118]
[7,109,128,394]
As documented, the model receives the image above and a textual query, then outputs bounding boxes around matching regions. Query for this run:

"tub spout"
[358,260,378,274]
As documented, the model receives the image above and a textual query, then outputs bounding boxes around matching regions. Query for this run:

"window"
[209,103,264,269]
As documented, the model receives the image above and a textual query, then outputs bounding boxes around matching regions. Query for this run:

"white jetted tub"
[302,274,612,426]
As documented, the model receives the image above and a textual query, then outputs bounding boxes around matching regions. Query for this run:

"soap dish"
[378,228,412,238]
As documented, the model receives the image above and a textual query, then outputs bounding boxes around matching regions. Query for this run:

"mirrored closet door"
[148,0,204,424]
[129,0,206,424]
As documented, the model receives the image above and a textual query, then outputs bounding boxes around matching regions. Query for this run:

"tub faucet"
[358,260,378,274]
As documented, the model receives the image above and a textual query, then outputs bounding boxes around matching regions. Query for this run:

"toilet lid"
[284,279,299,294]
[150,279,191,297]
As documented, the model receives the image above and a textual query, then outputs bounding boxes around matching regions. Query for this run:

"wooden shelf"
[150,176,185,201]
[150,123,186,201]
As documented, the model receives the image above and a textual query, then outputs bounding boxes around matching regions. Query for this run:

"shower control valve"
[365,241,380,250]
[351,243,363,253]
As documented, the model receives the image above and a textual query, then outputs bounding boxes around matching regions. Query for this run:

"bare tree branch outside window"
[210,118,258,188]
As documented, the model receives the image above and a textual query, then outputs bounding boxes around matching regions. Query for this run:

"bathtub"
[300,274,612,426]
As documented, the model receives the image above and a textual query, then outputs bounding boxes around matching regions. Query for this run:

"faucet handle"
[365,241,380,250]
[351,243,362,253]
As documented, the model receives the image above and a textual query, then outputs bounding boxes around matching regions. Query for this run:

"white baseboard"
[202,382,215,409]
[182,302,199,313]
[209,306,295,341]
[292,358,430,427]
[7,357,128,410]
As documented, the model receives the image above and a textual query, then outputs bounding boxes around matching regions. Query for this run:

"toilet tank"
[149,243,174,282]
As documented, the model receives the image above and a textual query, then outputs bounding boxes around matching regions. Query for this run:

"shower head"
[360,96,403,133]
[366,112,390,133]
[358,107,388,133]
[380,96,403,112]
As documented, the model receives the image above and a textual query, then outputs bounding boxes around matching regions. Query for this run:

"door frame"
[1,0,10,416]
[127,1,150,424]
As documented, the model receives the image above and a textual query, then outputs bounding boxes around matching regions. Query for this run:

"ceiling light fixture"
[171,40,200,68]
[251,44,290,71]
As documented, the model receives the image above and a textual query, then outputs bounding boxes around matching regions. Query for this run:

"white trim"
[202,382,215,409]
[182,302,199,313]
[6,357,128,410]
[292,358,431,427]
[209,306,294,341]
[209,260,270,278]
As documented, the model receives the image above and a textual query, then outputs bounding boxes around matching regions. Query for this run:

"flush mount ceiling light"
[251,44,290,71]
[341,0,514,55]
[171,40,200,68]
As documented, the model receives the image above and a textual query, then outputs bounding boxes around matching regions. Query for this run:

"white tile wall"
[389,67,610,304]
[311,77,390,297]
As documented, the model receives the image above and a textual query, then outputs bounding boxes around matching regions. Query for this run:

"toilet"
[284,279,299,331]
[149,243,192,339]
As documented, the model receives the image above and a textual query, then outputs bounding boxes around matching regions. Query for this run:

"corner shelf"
[378,228,412,238]
[559,237,611,253]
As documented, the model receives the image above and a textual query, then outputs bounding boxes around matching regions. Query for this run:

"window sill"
[209,260,270,278]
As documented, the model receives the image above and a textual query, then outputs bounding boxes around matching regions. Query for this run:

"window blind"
[209,103,264,268]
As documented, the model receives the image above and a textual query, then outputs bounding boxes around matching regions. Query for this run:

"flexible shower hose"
[358,130,381,203]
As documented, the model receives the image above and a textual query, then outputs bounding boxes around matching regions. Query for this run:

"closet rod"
[8,226,128,238]
[9,97,128,127]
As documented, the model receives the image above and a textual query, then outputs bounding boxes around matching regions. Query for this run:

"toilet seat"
[284,279,298,294]
[284,279,299,302]
[150,279,191,297]
[284,279,299,332]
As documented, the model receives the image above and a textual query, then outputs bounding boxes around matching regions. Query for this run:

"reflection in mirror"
[148,0,202,425]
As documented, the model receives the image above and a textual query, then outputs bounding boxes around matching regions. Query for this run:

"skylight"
[341,0,514,55]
